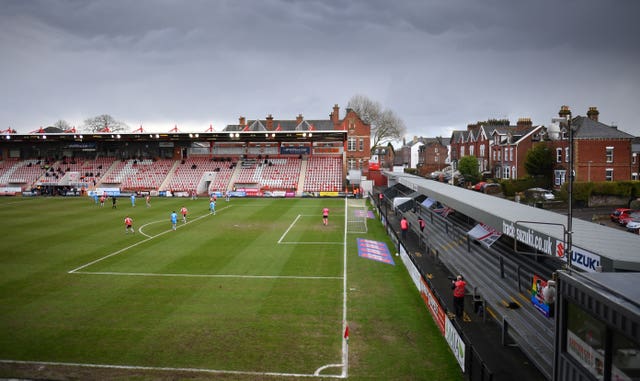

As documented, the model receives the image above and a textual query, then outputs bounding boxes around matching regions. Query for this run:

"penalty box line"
[0,359,346,379]
[277,214,343,245]
[68,205,232,274]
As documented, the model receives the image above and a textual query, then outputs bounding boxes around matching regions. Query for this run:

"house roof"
[573,116,635,140]
[224,119,334,132]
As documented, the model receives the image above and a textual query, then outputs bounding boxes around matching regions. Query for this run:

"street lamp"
[588,160,593,182]
[566,109,574,272]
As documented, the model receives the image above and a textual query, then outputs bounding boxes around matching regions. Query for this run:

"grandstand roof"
[385,171,640,272]
[0,130,347,144]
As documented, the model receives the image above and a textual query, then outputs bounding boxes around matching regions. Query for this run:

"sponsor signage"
[445,319,466,372]
[420,277,446,334]
[280,146,310,155]
[503,220,601,272]
[502,220,557,256]
[66,142,96,149]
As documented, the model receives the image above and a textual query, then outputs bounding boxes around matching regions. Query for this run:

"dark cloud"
[1,0,638,137]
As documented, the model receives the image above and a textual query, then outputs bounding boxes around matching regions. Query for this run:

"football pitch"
[0,196,462,380]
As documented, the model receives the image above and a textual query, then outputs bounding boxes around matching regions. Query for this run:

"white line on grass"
[277,214,343,245]
[341,196,349,377]
[72,271,343,280]
[0,359,346,379]
[278,214,302,243]
[278,242,343,245]
[69,206,232,273]
[312,197,350,378]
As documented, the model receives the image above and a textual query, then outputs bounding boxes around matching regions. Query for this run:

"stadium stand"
[0,153,344,195]
[162,157,236,194]
[0,159,47,187]
[303,156,343,192]
[102,159,174,191]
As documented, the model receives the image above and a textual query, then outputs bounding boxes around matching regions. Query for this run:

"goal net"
[347,198,368,234]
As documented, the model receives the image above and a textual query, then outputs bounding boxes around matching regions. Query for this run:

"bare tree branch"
[347,94,406,148]
[82,114,129,133]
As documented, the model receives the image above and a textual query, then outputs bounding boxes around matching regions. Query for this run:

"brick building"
[417,137,449,177]
[226,104,371,179]
[549,106,635,186]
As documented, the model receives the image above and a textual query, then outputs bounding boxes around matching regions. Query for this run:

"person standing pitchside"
[400,216,409,240]
[452,275,466,319]
[322,207,329,226]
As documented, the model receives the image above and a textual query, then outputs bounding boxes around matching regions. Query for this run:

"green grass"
[0,196,463,380]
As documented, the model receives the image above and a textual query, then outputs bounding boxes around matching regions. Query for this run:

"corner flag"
[344,325,349,341]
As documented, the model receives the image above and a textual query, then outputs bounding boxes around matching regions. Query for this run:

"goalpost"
[346,197,368,234]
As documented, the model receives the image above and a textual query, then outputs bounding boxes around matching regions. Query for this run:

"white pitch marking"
[278,242,343,245]
[278,214,302,244]
[69,206,232,273]
[0,359,346,379]
[72,271,343,280]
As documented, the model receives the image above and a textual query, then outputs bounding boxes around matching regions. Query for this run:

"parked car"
[619,212,640,227]
[472,182,487,191]
[525,188,555,201]
[626,219,640,233]
[610,208,633,223]
[482,183,502,195]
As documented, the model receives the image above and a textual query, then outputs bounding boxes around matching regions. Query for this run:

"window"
[348,158,356,169]
[633,153,637,164]
[565,147,570,163]
[497,150,501,161]
[557,148,563,163]
[633,172,639,181]
[555,170,566,186]
[565,303,606,380]
[606,168,613,181]
[510,147,514,161]
[612,331,640,380]
[504,166,510,179]
[606,146,614,163]
[347,137,356,152]
[480,145,485,157]
[512,166,516,179]
[359,138,364,151]
[470,145,474,156]
[461,146,465,156]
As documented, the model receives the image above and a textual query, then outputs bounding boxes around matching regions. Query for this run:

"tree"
[524,143,555,186]
[347,94,406,147]
[52,120,72,131]
[82,114,129,133]
[458,155,480,184]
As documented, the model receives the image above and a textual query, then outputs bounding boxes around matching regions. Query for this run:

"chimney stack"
[558,105,571,119]
[239,116,246,126]
[331,104,340,123]
[266,114,274,130]
[587,107,599,122]
[516,117,532,130]
[296,114,303,125]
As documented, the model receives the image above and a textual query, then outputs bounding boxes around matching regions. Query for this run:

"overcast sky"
[1,0,639,140]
